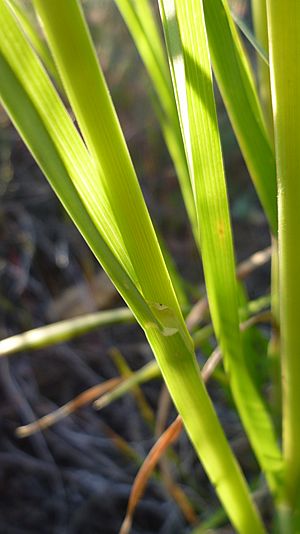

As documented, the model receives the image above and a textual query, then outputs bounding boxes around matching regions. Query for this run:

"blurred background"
[0,1,271,532]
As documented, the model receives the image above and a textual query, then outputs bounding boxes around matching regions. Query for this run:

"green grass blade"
[0,2,142,290]
[7,0,62,88]
[146,327,267,533]
[203,0,277,234]
[160,0,282,493]
[114,0,198,239]
[267,0,300,517]
[115,0,172,111]
[158,1,193,179]
[251,0,273,139]
[0,4,159,328]
[231,10,269,66]
[33,0,189,336]
[0,57,155,328]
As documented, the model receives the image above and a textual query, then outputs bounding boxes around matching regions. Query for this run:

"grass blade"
[33,0,191,335]
[251,0,273,137]
[114,0,197,238]
[160,0,282,494]
[0,3,143,291]
[203,0,277,233]
[0,38,155,330]
[267,0,300,519]
[7,0,61,86]
[231,10,269,66]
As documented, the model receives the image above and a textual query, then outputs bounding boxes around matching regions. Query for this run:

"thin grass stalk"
[267,0,300,520]
[251,0,273,140]
[251,0,281,432]
[231,10,269,66]
[0,308,134,357]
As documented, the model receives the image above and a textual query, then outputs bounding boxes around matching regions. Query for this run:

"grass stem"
[267,0,300,517]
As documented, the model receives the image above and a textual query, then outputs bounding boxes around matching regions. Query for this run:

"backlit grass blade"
[251,0,281,440]
[0,2,140,291]
[114,0,198,239]
[160,0,282,493]
[7,0,62,88]
[32,0,188,332]
[0,57,155,329]
[158,1,193,186]
[7,0,188,307]
[251,0,273,139]
[119,0,277,234]
[115,0,171,108]
[202,0,277,234]
[267,0,300,519]
[231,9,269,66]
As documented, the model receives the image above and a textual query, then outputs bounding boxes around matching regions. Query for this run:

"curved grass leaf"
[0,70,157,330]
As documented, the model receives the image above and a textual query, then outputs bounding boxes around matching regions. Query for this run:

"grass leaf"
[0,2,157,328]
[231,9,269,66]
[114,0,198,240]
[160,0,282,494]
[267,0,300,514]
[203,0,277,233]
